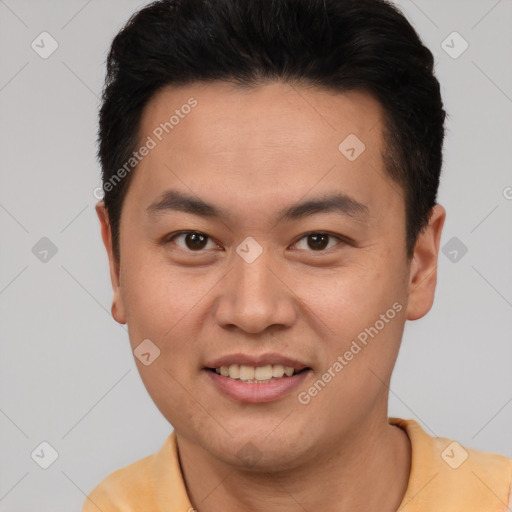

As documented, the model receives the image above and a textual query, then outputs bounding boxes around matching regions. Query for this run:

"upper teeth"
[215,364,297,381]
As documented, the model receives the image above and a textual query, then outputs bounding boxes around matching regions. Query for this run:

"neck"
[176,411,411,512]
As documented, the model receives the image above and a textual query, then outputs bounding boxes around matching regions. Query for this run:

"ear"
[405,204,446,321]
[96,201,127,325]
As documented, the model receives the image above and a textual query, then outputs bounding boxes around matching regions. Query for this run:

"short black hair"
[98,0,446,263]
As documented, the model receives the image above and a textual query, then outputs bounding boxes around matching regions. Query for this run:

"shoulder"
[432,433,512,502]
[82,451,158,512]
[82,431,193,511]
[390,417,512,511]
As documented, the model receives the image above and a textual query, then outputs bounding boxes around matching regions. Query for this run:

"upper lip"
[205,352,309,371]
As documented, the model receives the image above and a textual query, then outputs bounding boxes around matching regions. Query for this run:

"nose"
[214,246,298,334]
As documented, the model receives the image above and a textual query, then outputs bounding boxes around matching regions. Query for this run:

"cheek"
[120,255,214,393]
[137,359,207,432]
[120,249,207,342]
[292,260,404,338]
[292,254,407,384]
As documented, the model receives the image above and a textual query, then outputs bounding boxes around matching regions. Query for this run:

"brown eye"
[168,231,216,251]
[294,232,343,252]
[307,233,329,250]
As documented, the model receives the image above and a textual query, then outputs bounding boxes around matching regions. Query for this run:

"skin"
[96,81,445,511]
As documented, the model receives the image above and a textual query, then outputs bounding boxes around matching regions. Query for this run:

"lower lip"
[204,369,311,403]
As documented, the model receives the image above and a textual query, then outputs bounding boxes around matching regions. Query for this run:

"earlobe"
[405,204,446,321]
[111,300,125,325]
[96,200,127,325]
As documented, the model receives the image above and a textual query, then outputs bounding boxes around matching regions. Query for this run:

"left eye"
[293,232,343,252]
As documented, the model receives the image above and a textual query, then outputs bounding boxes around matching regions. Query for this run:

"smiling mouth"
[206,364,311,384]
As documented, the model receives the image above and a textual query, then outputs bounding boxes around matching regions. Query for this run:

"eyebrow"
[145,189,371,223]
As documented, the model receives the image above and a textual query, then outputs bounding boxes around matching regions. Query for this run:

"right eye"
[165,231,220,252]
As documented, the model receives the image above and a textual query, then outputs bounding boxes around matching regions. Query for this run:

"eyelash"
[163,230,348,253]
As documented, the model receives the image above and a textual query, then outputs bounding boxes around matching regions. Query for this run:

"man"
[84,0,512,510]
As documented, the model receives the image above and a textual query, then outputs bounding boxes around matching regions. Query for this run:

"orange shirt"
[83,417,512,511]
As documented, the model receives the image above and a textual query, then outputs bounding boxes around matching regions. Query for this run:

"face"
[97,81,445,470]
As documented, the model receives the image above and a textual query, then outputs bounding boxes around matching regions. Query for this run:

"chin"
[205,430,313,473]
[222,447,306,473]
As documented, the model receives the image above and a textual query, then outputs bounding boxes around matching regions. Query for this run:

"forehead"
[141,81,383,154]
[124,81,403,227]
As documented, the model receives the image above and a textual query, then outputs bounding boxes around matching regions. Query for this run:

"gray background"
[1,0,511,510]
